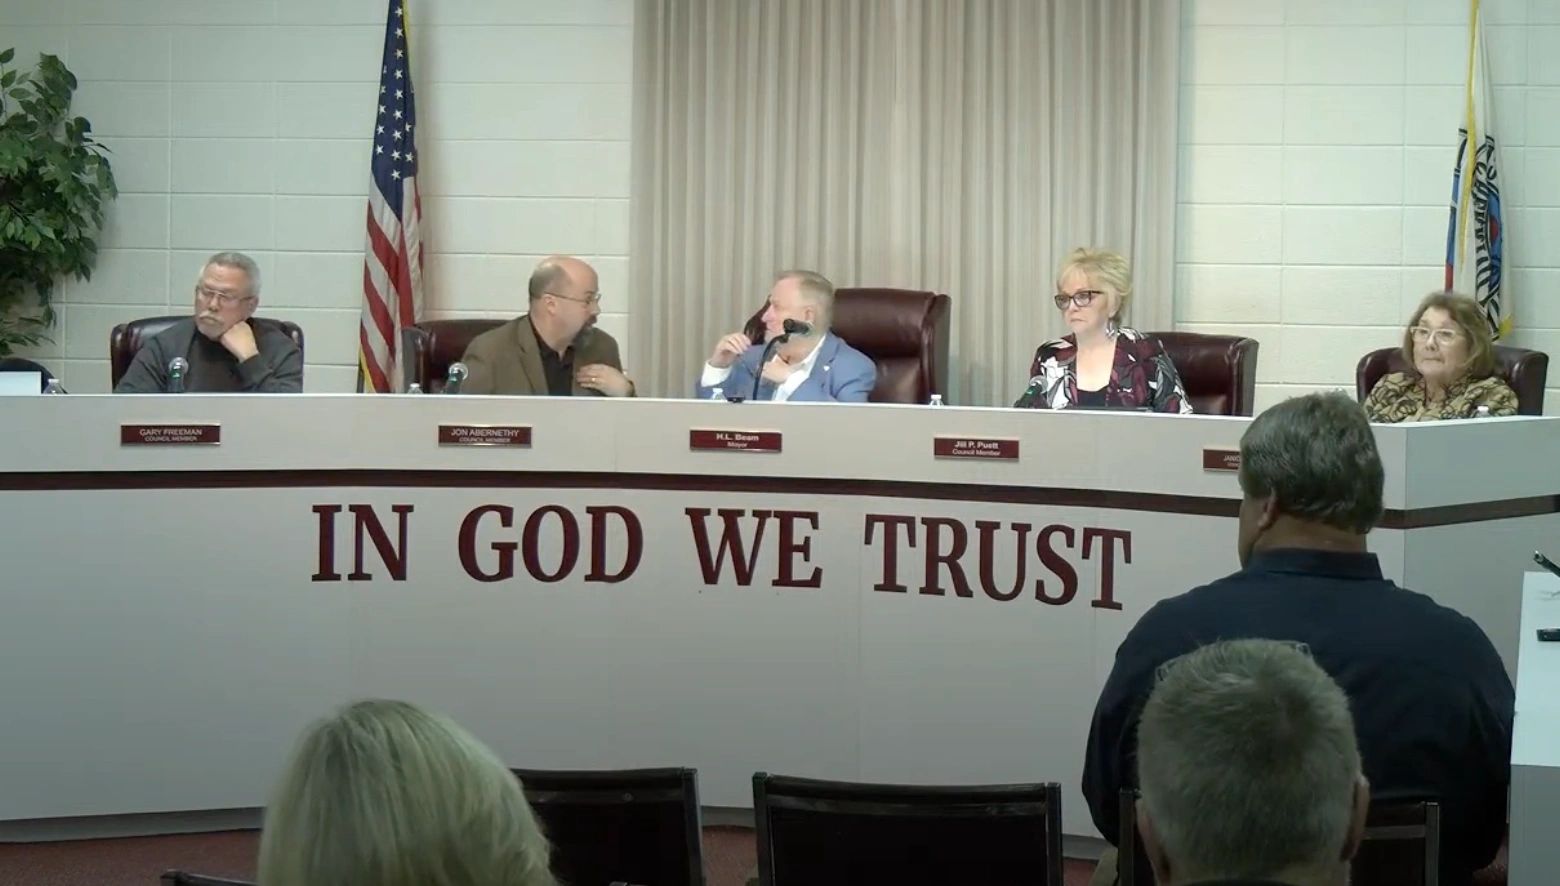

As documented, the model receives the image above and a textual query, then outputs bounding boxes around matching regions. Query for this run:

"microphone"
[782,318,811,336]
[444,362,468,394]
[167,357,188,394]
[750,320,809,401]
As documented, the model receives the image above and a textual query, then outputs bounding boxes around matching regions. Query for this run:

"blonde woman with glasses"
[1363,292,1518,422]
[258,699,557,886]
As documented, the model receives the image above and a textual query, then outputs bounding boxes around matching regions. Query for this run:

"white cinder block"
[423,253,543,314]
[593,199,630,256]
[429,0,633,26]
[6,26,70,68]
[1488,25,1530,86]
[171,195,275,252]
[1499,146,1527,207]
[1181,26,1287,84]
[1536,0,1560,24]
[1282,207,1404,265]
[1524,149,1560,207]
[1508,269,1560,327]
[1179,146,1283,203]
[273,27,383,82]
[1173,322,1284,382]
[62,304,169,360]
[171,84,277,137]
[72,0,276,26]
[1404,147,1454,206]
[102,138,171,194]
[72,82,172,138]
[424,197,599,256]
[277,83,378,138]
[171,27,277,82]
[276,140,370,197]
[1533,28,1560,85]
[1178,206,1284,264]
[1406,27,1466,86]
[1285,0,1407,25]
[1287,27,1406,85]
[69,27,171,81]
[1402,206,1452,265]
[1508,208,1560,269]
[1509,330,1560,366]
[171,139,276,194]
[419,83,633,141]
[1279,325,1401,385]
[1403,86,1462,147]
[270,252,365,310]
[1494,87,1527,147]
[303,364,361,393]
[1528,88,1560,147]
[1281,266,1403,326]
[1253,383,1343,413]
[275,197,367,252]
[277,0,380,26]
[270,308,361,364]
[1399,267,1446,318]
[1284,87,1405,145]
[421,25,634,84]
[429,142,608,199]
[1282,147,1405,205]
[3,0,62,25]
[100,195,171,251]
[1179,86,1285,144]
[66,249,171,307]
[57,359,112,394]
[1173,264,1283,324]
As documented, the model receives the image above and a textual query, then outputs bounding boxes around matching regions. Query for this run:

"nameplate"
[689,429,782,453]
[439,424,532,447]
[933,436,1020,460]
[1202,448,1241,472]
[120,424,222,446]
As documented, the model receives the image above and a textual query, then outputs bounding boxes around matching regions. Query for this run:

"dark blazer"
[459,315,628,396]
[113,318,303,393]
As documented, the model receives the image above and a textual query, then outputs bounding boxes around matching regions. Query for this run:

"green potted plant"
[0,49,117,356]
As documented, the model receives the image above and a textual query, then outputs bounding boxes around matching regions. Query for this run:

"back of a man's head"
[1238,391,1384,534]
[1137,638,1367,886]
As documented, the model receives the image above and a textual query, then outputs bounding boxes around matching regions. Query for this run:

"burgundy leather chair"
[1147,331,1260,416]
[742,287,952,404]
[110,315,305,389]
[1356,345,1549,416]
[401,319,506,393]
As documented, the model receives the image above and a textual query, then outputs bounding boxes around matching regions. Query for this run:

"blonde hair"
[1057,248,1132,319]
[1402,291,1497,380]
[258,700,556,886]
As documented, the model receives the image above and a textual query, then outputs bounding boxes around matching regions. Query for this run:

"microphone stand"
[750,333,791,402]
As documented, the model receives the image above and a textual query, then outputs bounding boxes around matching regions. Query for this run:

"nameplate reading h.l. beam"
[120,424,222,446]
[689,429,782,453]
[1202,448,1241,472]
[933,436,1020,460]
[438,424,532,447]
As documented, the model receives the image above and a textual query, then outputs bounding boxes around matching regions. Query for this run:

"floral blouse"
[1014,326,1192,413]
[1362,371,1518,422]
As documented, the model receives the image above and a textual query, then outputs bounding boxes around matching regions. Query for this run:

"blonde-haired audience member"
[258,699,557,886]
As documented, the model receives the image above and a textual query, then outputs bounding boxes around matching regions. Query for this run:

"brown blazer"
[458,315,629,396]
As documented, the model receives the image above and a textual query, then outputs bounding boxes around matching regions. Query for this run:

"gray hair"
[1238,391,1384,533]
[776,269,835,328]
[1138,639,1361,880]
[257,699,557,886]
[203,251,261,298]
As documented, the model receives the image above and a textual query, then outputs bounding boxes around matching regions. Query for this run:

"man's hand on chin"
[218,320,260,362]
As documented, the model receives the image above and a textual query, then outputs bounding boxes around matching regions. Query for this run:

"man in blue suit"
[695,270,876,402]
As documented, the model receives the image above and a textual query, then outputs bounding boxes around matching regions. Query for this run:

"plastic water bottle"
[405,382,423,394]
[928,393,944,407]
[710,386,724,400]
[43,378,65,395]
[1474,405,1491,418]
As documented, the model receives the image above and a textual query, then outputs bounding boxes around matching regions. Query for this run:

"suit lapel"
[512,315,549,395]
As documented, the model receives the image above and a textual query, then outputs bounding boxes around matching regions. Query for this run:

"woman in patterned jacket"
[1014,247,1191,413]
[1363,292,1517,422]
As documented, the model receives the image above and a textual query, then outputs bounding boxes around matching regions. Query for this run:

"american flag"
[359,0,424,393]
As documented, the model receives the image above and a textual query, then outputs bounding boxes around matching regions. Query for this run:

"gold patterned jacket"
[1362,371,1518,422]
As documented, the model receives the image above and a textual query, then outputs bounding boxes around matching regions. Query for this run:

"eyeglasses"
[1410,327,1463,346]
[548,291,602,306]
[1054,290,1103,310]
[196,285,253,307]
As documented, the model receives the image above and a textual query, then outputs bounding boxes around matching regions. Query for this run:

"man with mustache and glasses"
[114,251,303,394]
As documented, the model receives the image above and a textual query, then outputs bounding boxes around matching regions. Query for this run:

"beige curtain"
[631,0,1180,404]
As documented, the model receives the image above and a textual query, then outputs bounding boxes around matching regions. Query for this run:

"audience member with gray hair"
[114,250,302,393]
[1136,639,1369,886]
[258,698,557,886]
[1083,392,1512,886]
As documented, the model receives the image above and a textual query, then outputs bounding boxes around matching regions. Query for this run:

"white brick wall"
[2,0,633,393]
[1177,0,1560,414]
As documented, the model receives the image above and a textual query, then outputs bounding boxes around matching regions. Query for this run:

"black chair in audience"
[0,356,60,392]
[159,872,255,886]
[511,766,705,886]
[752,772,1064,886]
[1118,789,1441,886]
